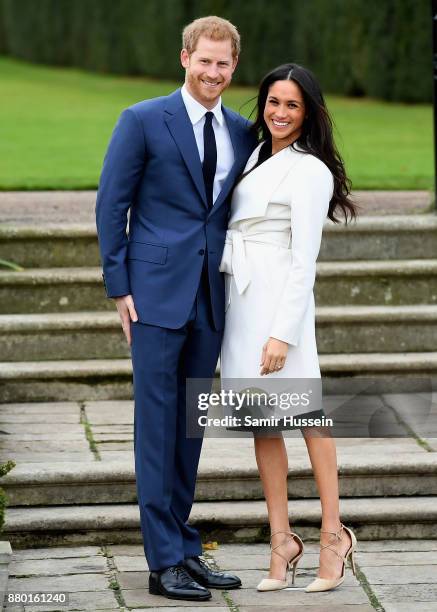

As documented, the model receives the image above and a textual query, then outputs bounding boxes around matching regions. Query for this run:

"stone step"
[1,260,437,314]
[0,267,110,314]
[3,305,437,361]
[1,353,437,401]
[317,304,437,353]
[316,259,437,306]
[2,454,436,507]
[3,497,437,548]
[2,215,437,268]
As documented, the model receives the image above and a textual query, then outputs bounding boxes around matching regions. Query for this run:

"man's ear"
[180,48,190,69]
[231,55,239,73]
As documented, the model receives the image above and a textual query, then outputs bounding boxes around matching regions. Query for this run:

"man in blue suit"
[96,16,256,602]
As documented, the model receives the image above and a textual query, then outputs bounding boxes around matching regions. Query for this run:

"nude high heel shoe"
[257,531,304,591]
[305,523,357,593]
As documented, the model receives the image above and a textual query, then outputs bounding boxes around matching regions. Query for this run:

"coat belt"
[219,229,291,295]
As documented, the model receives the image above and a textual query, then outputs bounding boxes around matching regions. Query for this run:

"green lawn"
[0,56,433,190]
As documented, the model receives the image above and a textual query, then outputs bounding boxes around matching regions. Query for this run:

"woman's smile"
[264,79,306,153]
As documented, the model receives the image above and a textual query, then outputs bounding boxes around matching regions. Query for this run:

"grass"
[0,55,433,190]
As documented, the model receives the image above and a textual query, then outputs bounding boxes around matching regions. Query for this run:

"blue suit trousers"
[130,261,222,571]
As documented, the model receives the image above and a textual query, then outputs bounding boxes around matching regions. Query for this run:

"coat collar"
[229,141,307,225]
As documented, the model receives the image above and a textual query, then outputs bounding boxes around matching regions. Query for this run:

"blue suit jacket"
[96,88,256,330]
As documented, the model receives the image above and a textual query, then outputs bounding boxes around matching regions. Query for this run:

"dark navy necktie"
[202,111,217,210]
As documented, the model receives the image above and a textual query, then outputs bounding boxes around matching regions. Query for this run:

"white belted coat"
[219,141,334,381]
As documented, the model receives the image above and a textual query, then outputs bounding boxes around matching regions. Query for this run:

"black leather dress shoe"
[149,564,212,601]
[183,555,242,589]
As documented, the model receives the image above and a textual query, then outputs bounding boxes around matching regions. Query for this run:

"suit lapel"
[164,89,208,207]
[164,91,253,212]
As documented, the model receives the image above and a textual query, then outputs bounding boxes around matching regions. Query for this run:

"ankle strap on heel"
[269,531,303,566]
[320,523,344,540]
[319,524,347,562]
[270,530,292,543]
[270,531,302,546]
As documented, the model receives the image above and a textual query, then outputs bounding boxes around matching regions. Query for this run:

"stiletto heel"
[257,531,304,591]
[305,523,357,593]
[291,559,299,585]
[350,548,357,576]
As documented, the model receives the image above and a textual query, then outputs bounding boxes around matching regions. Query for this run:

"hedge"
[0,0,432,102]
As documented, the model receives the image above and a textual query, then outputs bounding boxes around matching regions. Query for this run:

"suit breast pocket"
[127,241,168,264]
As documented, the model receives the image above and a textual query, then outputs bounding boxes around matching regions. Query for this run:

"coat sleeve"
[269,157,333,346]
[95,108,146,298]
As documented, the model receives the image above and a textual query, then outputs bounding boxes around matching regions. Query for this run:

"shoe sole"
[149,585,212,601]
[206,583,242,590]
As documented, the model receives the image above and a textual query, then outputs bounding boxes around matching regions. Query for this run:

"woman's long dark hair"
[248,63,358,224]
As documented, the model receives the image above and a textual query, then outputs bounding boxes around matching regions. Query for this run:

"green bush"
[0,0,432,102]
[0,460,15,533]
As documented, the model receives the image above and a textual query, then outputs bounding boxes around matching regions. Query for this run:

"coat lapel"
[229,144,307,225]
[164,89,208,207]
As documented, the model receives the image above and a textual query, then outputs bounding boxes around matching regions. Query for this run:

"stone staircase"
[1,214,437,400]
[1,198,437,547]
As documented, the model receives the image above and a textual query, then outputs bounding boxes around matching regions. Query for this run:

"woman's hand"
[260,337,289,375]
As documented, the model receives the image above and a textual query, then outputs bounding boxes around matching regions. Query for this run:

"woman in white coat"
[220,63,358,593]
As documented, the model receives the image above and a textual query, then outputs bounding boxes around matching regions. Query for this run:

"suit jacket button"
[198,249,205,255]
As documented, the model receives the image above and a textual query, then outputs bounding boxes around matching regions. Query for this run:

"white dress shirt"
[181,84,235,205]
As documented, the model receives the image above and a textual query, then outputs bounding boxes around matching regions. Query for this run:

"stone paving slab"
[356,539,437,552]
[98,442,133,451]
[229,586,369,606]
[11,546,102,560]
[3,541,437,610]
[0,424,85,433]
[0,440,90,452]
[382,606,437,612]
[10,555,108,577]
[112,555,149,572]
[0,452,95,463]
[0,402,80,414]
[92,426,133,434]
[7,572,109,592]
[93,433,133,442]
[98,451,134,462]
[85,401,134,425]
[0,433,87,441]
[371,584,437,603]
[0,414,79,423]
[352,550,437,566]
[237,607,374,612]
[4,591,119,611]
[362,564,437,584]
